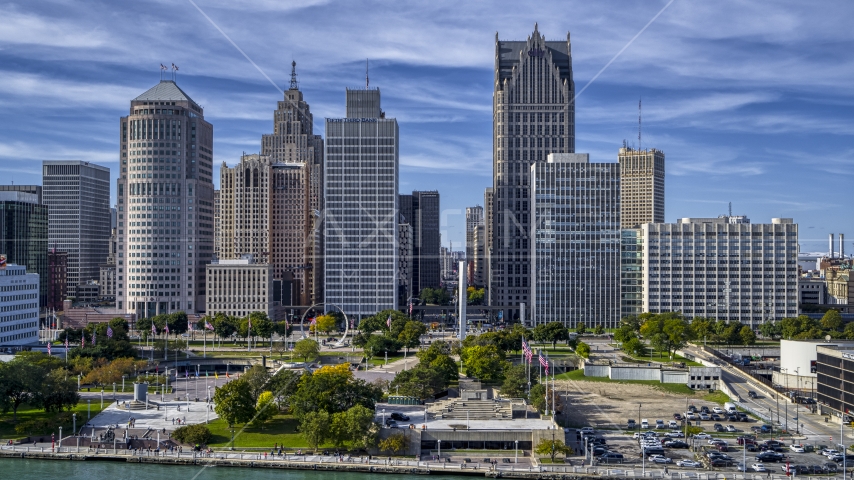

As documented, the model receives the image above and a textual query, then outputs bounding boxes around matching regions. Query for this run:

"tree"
[330,404,378,449]
[575,321,587,335]
[378,431,407,455]
[267,369,301,408]
[172,424,212,445]
[419,287,450,306]
[759,320,782,340]
[822,310,844,331]
[389,366,445,399]
[500,364,535,399]
[533,322,569,350]
[365,334,401,355]
[213,314,238,344]
[293,338,320,362]
[623,338,647,357]
[252,391,277,429]
[576,341,591,359]
[289,364,383,420]
[613,325,637,345]
[467,286,485,305]
[397,320,427,350]
[213,379,256,427]
[535,439,573,462]
[242,365,271,403]
[740,326,756,346]
[416,341,458,385]
[300,410,331,449]
[461,344,508,382]
[0,357,42,420]
[35,369,79,413]
[593,324,605,335]
[315,314,338,334]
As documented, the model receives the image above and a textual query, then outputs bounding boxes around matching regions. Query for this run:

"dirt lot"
[558,379,717,430]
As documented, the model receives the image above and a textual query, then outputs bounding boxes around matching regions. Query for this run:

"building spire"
[365,58,369,89]
[289,60,299,90]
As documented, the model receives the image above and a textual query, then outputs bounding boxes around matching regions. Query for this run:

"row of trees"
[0,353,79,420]
[389,341,458,399]
[60,317,136,360]
[213,363,384,450]
[352,310,427,356]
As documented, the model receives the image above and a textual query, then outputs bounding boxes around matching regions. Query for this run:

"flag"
[522,339,533,361]
[160,64,167,70]
[195,370,199,378]
[386,315,392,328]
[107,326,114,338]
[151,323,157,335]
[215,372,218,379]
[185,370,189,378]
[172,63,179,71]
[164,324,170,334]
[188,322,192,332]
[225,372,230,378]
[47,343,51,355]
[409,302,413,315]
[81,336,85,348]
[539,352,549,375]
[65,337,69,354]
[205,321,214,331]
[309,317,316,325]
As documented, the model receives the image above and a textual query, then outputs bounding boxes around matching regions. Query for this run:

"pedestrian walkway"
[87,399,218,432]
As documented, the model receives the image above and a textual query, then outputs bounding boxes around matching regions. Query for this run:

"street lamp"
[100,388,104,408]
[77,374,81,391]
[437,439,441,460]
[58,426,62,453]
[230,429,235,450]
[515,439,518,464]
[382,408,386,427]
[122,375,126,393]
[87,399,91,420]
[794,367,800,434]
[113,382,116,400]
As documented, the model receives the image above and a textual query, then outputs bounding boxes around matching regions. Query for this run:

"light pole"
[437,439,441,460]
[58,426,62,453]
[77,374,81,391]
[100,388,104,408]
[113,382,116,400]
[515,439,518,464]
[230,429,235,450]
[122,375,126,393]
[87,399,91,420]
[382,408,386,427]
[794,367,800,434]
[782,367,789,433]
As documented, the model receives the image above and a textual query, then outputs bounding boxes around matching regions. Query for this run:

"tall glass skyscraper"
[0,191,48,308]
[324,88,399,318]
[492,24,575,322]
[117,80,215,316]
[530,154,621,328]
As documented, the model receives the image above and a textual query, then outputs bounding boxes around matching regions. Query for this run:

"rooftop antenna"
[365,59,369,89]
[728,202,732,217]
[289,60,299,90]
[638,97,642,152]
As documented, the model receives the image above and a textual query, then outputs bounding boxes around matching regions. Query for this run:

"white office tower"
[324,88,399,318]
[642,217,799,325]
[0,264,40,345]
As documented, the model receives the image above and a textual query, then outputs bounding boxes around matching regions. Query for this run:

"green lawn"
[702,391,731,405]
[206,415,335,449]
[556,369,697,396]
[622,352,704,367]
[0,401,109,440]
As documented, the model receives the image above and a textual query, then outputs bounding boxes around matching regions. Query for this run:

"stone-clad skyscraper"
[117,79,215,316]
[492,24,575,320]
[618,146,665,229]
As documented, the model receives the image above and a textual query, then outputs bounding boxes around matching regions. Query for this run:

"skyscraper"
[619,146,665,228]
[403,191,441,295]
[217,65,325,305]
[324,88,399,318]
[0,191,48,308]
[492,24,575,319]
[117,79,215,316]
[530,154,621,328]
[42,161,110,291]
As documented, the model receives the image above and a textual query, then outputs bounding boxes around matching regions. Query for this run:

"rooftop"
[134,80,196,103]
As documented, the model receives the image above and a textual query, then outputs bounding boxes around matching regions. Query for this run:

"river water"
[0,458,469,480]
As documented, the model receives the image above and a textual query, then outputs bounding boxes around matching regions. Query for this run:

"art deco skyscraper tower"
[492,24,575,320]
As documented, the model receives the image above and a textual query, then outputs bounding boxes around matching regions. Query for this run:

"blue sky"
[1,0,852,252]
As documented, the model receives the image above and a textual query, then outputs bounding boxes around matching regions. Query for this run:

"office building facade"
[46,249,67,311]
[324,88,399,318]
[641,217,799,324]
[117,80,216,316]
[99,228,117,301]
[43,161,110,291]
[0,264,40,345]
[529,153,621,328]
[410,191,440,294]
[0,191,48,309]
[206,257,281,319]
[618,147,665,229]
[492,24,575,318]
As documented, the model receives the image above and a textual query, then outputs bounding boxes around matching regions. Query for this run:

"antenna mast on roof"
[638,98,642,152]
[365,59,369,89]
[729,202,732,217]
[289,61,299,90]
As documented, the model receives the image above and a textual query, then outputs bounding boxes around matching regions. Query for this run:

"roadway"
[682,345,846,446]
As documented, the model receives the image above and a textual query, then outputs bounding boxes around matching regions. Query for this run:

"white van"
[724,402,737,414]
[641,419,649,429]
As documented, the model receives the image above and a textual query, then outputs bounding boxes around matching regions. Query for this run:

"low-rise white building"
[0,264,40,346]
[205,256,282,320]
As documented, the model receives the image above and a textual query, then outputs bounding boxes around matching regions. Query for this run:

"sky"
[1,0,853,253]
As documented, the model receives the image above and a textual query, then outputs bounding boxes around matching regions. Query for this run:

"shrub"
[172,424,212,446]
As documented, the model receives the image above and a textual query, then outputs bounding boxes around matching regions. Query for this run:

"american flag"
[309,317,316,325]
[107,326,113,338]
[47,343,51,355]
[164,324,170,334]
[151,323,157,335]
[409,302,413,315]
[205,321,214,331]
[539,351,549,375]
[386,315,392,328]
[91,331,96,346]
[522,338,533,361]
[81,336,85,348]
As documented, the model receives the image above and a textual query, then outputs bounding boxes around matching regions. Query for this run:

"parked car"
[737,436,756,445]
[648,455,672,464]
[710,414,721,421]
[693,433,712,439]
[390,412,409,421]
[580,427,595,434]
[700,406,710,414]
[710,458,734,467]
[677,460,702,468]
[713,423,725,432]
[599,452,624,463]
[789,445,805,453]
[688,405,697,413]
[673,413,683,421]
[668,420,678,429]
[726,425,739,432]
[823,463,838,473]
[686,413,698,420]
[665,431,684,438]
[502,458,511,464]
[746,444,759,452]
[822,449,840,457]
[699,413,711,420]
[664,441,689,449]
[751,425,772,433]
[627,419,636,429]
[712,407,725,414]
[751,463,767,472]
[747,390,758,398]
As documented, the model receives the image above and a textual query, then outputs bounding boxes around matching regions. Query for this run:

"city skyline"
[1,2,853,252]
